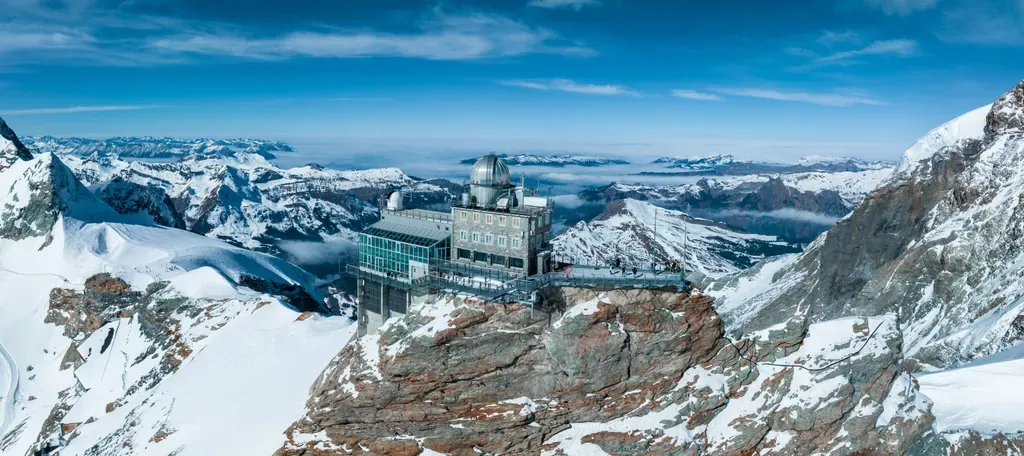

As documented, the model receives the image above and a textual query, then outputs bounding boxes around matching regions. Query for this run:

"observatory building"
[353,154,554,336]
[453,154,553,275]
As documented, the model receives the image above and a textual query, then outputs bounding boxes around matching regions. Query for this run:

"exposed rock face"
[987,80,1024,135]
[277,288,944,455]
[709,80,1024,369]
[96,176,186,229]
[0,153,114,241]
[0,116,33,171]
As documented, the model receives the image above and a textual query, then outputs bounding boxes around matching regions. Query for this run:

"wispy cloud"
[858,0,938,16]
[149,10,595,61]
[792,38,919,70]
[0,5,594,66]
[816,30,862,47]
[332,97,396,102]
[527,0,601,10]
[709,88,884,107]
[671,89,723,101]
[1,105,162,115]
[501,78,639,96]
[937,0,1024,46]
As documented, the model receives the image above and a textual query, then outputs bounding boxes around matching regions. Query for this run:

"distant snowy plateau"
[1,80,1023,456]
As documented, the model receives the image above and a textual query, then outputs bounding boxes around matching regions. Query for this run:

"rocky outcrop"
[277,288,943,455]
[96,177,186,229]
[987,80,1024,135]
[0,152,115,241]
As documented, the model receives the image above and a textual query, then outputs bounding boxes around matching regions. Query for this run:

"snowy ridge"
[60,152,455,253]
[552,198,798,277]
[895,104,990,175]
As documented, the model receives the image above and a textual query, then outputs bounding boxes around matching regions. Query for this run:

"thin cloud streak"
[527,0,601,10]
[501,78,640,96]
[710,88,884,106]
[859,0,938,16]
[1,105,163,115]
[149,11,595,61]
[671,89,723,101]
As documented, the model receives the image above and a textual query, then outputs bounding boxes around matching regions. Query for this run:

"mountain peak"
[0,116,34,171]
[987,79,1024,136]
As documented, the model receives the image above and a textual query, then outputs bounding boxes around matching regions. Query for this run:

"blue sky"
[0,0,1022,162]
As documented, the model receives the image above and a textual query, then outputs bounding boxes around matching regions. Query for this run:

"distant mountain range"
[23,136,294,160]
[646,154,894,175]
[459,153,630,167]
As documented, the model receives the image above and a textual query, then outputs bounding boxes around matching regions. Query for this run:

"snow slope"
[0,128,353,455]
[895,104,990,174]
[58,305,354,456]
[918,355,1024,435]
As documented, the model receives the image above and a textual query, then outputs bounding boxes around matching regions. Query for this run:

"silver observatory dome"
[469,154,511,187]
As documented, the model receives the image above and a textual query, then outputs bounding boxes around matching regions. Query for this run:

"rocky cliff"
[275,287,977,455]
[708,80,1024,370]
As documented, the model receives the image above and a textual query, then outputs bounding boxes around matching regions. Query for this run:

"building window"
[460,211,467,221]
[512,218,521,228]
[457,248,471,259]
[473,213,480,222]
[485,234,493,244]
[497,236,506,247]
[510,257,524,268]
[474,251,488,262]
[460,231,468,241]
[472,232,480,243]
[512,238,521,249]
[498,216,506,226]
[491,254,506,266]
[485,214,493,224]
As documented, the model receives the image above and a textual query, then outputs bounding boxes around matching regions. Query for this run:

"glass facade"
[358,231,450,280]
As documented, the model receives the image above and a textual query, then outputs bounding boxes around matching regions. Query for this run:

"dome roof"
[469,154,511,187]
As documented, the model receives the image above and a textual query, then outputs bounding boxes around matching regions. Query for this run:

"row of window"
[459,210,522,228]
[459,231,521,248]
[456,249,525,268]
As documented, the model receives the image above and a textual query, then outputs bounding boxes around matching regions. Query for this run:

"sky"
[0,0,1022,163]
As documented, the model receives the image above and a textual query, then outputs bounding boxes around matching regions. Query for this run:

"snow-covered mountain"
[649,154,894,175]
[651,154,739,169]
[566,167,890,243]
[553,198,799,277]
[0,117,354,456]
[23,136,293,160]
[709,81,1024,373]
[58,153,459,258]
[459,153,629,167]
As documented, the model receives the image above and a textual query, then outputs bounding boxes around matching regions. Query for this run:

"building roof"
[469,154,511,187]
[362,219,450,247]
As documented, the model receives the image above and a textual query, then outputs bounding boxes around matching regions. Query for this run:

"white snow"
[897,104,990,174]
[551,295,607,329]
[918,353,1024,435]
[60,305,355,456]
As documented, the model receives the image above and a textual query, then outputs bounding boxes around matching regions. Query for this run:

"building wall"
[451,206,552,274]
